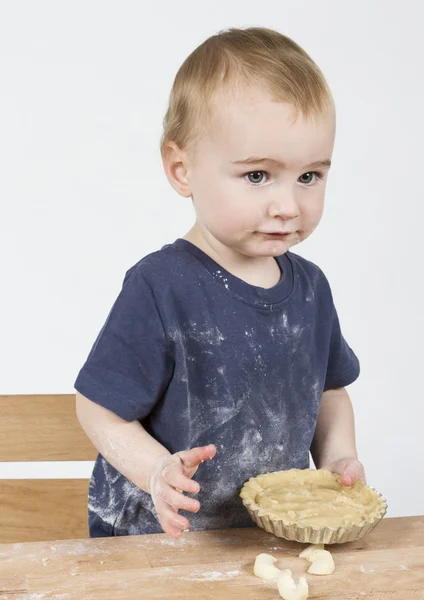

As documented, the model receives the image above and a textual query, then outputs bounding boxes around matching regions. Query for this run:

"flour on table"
[359,565,375,573]
[187,569,241,581]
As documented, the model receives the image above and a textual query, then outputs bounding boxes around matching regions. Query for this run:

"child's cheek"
[206,195,250,234]
[302,200,324,236]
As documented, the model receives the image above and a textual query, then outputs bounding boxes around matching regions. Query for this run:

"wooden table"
[1,516,423,599]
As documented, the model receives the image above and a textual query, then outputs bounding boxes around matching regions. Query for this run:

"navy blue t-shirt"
[74,238,360,537]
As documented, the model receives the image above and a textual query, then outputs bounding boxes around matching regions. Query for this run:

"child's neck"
[183,228,282,289]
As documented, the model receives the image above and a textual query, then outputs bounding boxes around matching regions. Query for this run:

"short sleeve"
[74,267,174,422]
[324,303,360,391]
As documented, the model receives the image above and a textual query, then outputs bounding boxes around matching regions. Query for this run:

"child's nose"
[268,194,300,219]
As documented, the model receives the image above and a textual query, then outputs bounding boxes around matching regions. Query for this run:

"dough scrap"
[306,551,335,575]
[277,569,296,590]
[254,552,309,599]
[253,553,283,580]
[299,544,335,575]
[277,573,309,600]
[299,543,324,560]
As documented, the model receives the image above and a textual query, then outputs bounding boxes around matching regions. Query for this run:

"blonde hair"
[160,26,334,159]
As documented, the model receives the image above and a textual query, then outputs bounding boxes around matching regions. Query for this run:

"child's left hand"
[321,457,366,486]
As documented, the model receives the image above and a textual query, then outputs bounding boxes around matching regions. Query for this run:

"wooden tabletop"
[1,516,423,599]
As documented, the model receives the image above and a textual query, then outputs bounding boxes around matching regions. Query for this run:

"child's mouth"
[259,231,294,238]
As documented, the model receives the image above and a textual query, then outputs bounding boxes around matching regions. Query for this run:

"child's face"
[179,88,335,258]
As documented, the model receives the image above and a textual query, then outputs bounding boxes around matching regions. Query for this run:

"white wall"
[1,1,423,520]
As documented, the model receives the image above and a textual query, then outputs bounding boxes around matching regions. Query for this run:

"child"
[75,26,365,540]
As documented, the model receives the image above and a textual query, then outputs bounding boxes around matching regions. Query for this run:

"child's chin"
[228,235,299,257]
[257,238,299,255]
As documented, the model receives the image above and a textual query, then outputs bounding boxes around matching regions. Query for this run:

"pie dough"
[277,574,308,600]
[299,543,325,560]
[253,553,283,580]
[307,552,334,576]
[241,468,386,529]
[300,545,335,575]
[253,554,309,600]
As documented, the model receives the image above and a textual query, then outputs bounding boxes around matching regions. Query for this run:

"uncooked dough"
[254,553,309,599]
[306,550,335,575]
[277,573,309,600]
[299,543,324,560]
[299,544,335,575]
[253,553,283,580]
[241,469,385,528]
[278,569,297,590]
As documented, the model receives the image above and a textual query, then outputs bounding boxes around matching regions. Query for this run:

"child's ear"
[161,141,192,198]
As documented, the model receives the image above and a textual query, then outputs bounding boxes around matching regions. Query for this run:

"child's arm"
[76,392,216,538]
[310,387,366,486]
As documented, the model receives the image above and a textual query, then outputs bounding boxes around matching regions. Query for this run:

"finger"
[168,505,190,532]
[164,470,201,495]
[162,485,200,513]
[340,460,366,486]
[157,505,190,539]
[340,473,353,486]
[178,444,217,469]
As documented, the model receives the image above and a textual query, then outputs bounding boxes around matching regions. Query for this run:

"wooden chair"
[0,394,97,543]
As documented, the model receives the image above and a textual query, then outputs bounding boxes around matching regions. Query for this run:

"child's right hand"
[148,444,216,539]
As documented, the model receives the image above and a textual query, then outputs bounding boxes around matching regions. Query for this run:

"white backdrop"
[1,1,423,520]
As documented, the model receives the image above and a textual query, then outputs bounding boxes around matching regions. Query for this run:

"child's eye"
[244,171,269,185]
[298,171,325,185]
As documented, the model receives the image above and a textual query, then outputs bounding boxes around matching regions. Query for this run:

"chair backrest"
[0,394,97,543]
